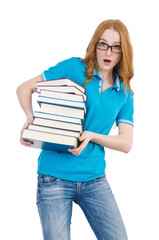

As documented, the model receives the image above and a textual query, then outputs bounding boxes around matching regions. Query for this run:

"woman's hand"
[68,131,94,155]
[16,75,43,147]
[20,116,34,146]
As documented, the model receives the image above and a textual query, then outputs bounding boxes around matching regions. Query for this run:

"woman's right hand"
[20,116,34,146]
[16,75,43,147]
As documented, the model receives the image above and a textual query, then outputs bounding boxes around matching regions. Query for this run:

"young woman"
[17,19,134,240]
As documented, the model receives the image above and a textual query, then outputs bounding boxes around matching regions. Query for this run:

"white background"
[1,0,159,239]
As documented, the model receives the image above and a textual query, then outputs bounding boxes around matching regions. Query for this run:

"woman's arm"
[16,75,43,145]
[68,123,133,155]
[91,123,133,153]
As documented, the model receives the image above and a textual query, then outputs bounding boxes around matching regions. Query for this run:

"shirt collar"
[93,69,121,91]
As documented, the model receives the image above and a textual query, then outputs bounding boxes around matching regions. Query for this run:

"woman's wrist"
[26,114,34,123]
[90,132,97,141]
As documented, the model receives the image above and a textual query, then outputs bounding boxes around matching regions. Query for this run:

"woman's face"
[96,29,122,73]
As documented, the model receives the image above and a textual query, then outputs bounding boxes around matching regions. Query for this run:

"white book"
[33,117,83,132]
[34,111,82,124]
[37,78,85,93]
[38,96,86,113]
[39,89,86,102]
[40,103,85,119]
[37,86,87,102]
[22,129,78,152]
[28,124,81,138]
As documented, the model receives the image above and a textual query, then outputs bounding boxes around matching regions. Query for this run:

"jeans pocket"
[38,174,59,185]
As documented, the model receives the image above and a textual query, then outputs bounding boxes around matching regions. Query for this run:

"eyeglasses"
[96,41,122,54]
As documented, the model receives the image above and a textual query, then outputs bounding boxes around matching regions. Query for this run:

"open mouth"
[103,59,111,63]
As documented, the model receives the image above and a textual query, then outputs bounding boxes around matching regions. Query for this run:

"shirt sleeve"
[41,57,75,81]
[116,92,134,127]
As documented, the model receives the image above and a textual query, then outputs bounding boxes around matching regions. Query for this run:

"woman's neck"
[97,68,115,85]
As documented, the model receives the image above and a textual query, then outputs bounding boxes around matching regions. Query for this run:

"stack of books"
[22,78,87,153]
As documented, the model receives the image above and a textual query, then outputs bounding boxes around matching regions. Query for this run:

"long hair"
[82,19,134,91]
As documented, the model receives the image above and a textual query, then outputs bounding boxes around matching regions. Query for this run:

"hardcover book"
[34,111,82,124]
[40,103,85,119]
[22,128,78,152]
[37,86,87,101]
[37,78,85,93]
[38,89,86,102]
[37,96,86,113]
[28,124,81,138]
[33,117,83,132]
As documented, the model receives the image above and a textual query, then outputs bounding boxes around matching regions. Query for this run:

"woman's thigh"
[36,175,75,240]
[76,175,128,240]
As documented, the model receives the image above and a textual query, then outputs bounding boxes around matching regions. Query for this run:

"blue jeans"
[36,174,128,240]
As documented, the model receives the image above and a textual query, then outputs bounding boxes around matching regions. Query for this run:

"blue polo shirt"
[38,57,134,182]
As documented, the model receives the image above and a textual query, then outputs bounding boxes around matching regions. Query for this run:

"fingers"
[68,139,88,155]
[20,119,33,147]
[20,137,33,146]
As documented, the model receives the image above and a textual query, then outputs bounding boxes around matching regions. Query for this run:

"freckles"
[96,49,104,63]
[96,48,104,57]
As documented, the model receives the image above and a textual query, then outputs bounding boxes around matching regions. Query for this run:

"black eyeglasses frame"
[96,42,123,54]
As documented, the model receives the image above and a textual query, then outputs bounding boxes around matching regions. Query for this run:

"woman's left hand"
[68,131,94,155]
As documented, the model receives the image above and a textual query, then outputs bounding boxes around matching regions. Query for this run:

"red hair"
[82,19,134,91]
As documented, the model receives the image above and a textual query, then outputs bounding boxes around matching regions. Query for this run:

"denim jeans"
[36,174,128,240]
